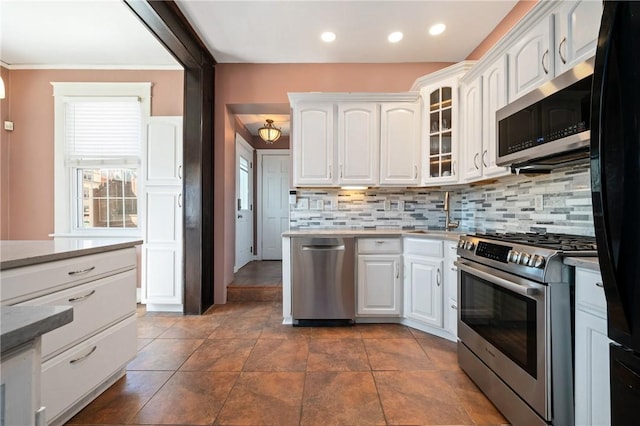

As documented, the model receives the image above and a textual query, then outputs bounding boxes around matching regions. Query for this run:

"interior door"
[261,153,289,260]
[235,135,253,271]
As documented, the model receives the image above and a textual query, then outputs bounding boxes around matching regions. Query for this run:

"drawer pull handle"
[68,289,96,302]
[375,240,386,244]
[436,268,441,286]
[596,282,604,288]
[69,346,97,364]
[68,266,96,276]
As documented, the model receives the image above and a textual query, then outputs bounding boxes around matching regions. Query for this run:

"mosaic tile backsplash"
[290,164,595,236]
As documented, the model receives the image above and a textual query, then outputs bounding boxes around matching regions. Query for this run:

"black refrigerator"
[591,1,640,424]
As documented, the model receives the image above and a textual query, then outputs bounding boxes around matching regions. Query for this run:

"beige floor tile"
[374,370,474,425]
[215,372,304,425]
[180,338,256,371]
[301,371,386,425]
[132,371,237,425]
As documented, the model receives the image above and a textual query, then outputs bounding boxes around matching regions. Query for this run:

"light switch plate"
[298,198,309,210]
[3,121,14,131]
[398,200,405,211]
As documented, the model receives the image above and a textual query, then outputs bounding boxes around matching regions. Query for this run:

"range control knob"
[519,252,532,265]
[507,250,520,263]
[532,255,546,269]
[464,241,475,251]
[457,239,465,249]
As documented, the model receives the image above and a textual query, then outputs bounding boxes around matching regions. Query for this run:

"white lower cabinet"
[404,254,443,328]
[356,238,402,316]
[575,267,611,426]
[444,241,459,337]
[357,255,401,316]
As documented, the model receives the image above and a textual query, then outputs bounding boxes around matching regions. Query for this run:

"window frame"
[52,82,151,238]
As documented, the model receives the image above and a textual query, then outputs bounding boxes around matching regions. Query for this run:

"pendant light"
[258,119,281,144]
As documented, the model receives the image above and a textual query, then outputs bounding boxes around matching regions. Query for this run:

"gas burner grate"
[474,232,597,251]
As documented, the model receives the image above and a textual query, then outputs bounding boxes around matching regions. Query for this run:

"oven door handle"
[454,260,540,296]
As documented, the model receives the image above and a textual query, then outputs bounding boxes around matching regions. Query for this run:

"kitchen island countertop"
[0,239,143,271]
[283,229,464,241]
[1,305,73,354]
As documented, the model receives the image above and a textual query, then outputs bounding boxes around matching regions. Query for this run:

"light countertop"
[0,239,143,271]
[1,305,73,354]
[283,229,464,241]
[564,256,600,272]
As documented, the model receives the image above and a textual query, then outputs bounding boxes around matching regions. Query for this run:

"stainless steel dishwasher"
[291,237,355,323]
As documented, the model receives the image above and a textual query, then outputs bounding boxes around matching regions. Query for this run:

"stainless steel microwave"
[496,58,595,172]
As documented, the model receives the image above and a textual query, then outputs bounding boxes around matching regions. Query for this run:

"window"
[53,83,151,236]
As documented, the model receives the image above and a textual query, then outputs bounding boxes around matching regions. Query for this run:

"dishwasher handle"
[301,245,345,251]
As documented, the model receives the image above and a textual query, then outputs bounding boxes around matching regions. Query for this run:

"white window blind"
[64,97,141,164]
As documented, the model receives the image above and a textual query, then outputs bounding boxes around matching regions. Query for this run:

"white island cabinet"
[0,239,140,426]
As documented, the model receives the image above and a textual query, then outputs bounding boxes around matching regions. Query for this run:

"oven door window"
[460,270,538,377]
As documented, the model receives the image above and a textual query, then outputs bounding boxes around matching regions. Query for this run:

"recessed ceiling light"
[388,31,403,43]
[321,31,336,42]
[429,23,446,36]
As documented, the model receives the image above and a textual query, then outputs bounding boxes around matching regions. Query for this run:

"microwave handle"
[454,260,540,297]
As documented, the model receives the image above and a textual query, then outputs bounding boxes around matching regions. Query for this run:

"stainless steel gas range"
[455,232,597,426]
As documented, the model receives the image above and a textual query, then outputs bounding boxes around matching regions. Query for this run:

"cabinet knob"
[451,304,458,310]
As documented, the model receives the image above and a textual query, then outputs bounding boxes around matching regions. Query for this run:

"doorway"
[235,134,254,272]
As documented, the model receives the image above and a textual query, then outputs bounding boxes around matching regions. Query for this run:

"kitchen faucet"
[444,191,459,231]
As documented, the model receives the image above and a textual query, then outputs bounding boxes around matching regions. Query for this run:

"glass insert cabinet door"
[428,87,453,179]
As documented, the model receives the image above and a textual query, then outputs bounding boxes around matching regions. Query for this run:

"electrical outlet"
[317,200,324,210]
[331,199,338,210]
[298,198,309,210]
[398,200,405,211]
[534,195,543,211]
[384,200,391,211]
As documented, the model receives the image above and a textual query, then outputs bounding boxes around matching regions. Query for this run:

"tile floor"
[67,261,507,425]
[66,299,509,425]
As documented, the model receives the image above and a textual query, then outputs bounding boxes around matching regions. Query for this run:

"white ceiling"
[175,0,518,63]
[0,0,179,68]
[1,0,518,135]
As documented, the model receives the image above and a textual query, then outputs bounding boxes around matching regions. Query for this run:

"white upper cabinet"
[292,103,336,187]
[508,15,555,102]
[338,103,380,186]
[480,56,511,179]
[289,93,420,187]
[411,62,473,186]
[554,0,603,75]
[461,78,483,181]
[380,102,421,185]
[145,118,183,186]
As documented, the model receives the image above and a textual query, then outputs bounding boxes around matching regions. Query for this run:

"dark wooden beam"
[124,0,215,314]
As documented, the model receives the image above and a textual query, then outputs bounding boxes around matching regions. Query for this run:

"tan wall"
[214,62,452,302]
[0,66,11,240]
[1,68,183,240]
[466,0,538,60]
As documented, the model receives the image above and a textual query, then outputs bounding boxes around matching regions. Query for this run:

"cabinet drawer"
[41,315,137,424]
[1,248,136,305]
[403,238,443,257]
[358,238,401,254]
[17,270,136,360]
[575,268,606,315]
